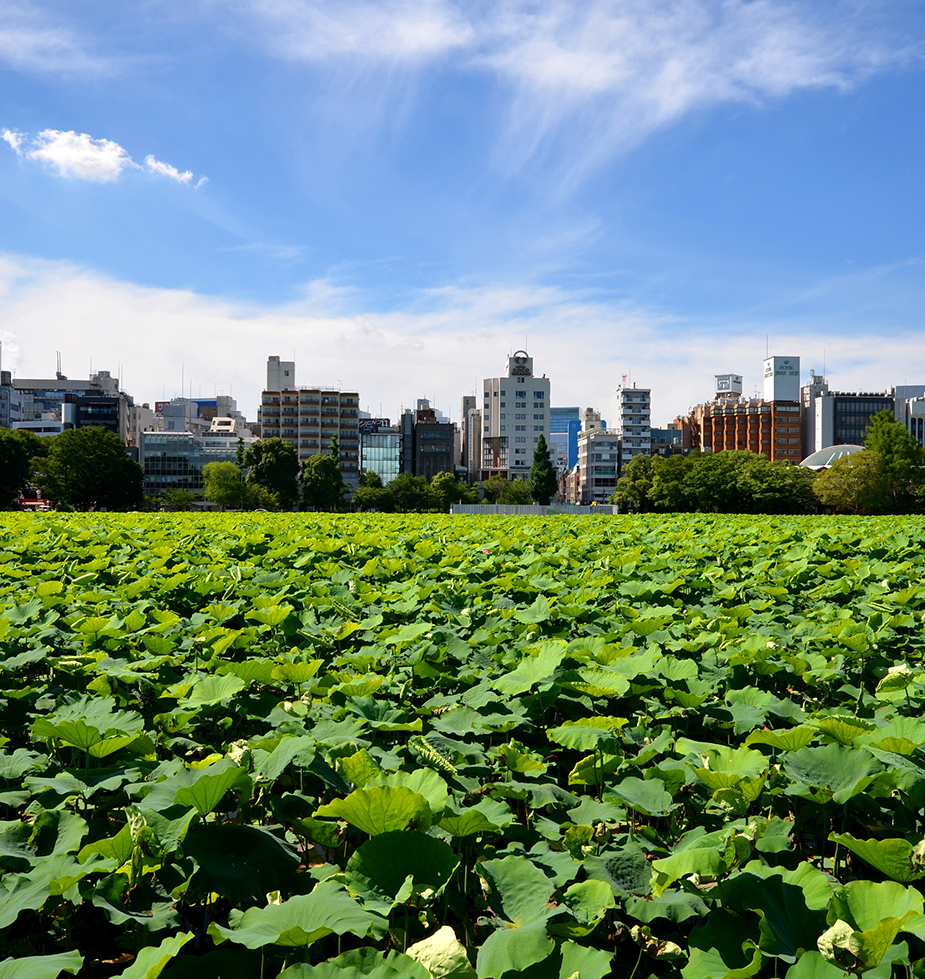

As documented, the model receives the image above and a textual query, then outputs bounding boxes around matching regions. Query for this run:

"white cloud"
[1,129,204,186]
[145,155,193,184]
[217,0,914,181]
[233,0,472,62]
[27,129,137,182]
[1,129,22,154]
[0,2,110,75]
[1,252,923,428]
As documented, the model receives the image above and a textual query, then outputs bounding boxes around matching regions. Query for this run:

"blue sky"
[1,0,924,425]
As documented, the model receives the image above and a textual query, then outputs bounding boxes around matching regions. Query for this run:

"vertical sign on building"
[763,357,800,403]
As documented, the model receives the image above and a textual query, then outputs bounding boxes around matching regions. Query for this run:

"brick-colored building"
[674,398,803,463]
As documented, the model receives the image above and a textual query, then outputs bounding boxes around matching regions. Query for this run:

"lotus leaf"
[0,951,83,979]
[344,830,457,911]
[316,785,431,835]
[209,880,383,948]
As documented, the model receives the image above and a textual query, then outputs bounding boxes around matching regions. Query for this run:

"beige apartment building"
[260,356,360,491]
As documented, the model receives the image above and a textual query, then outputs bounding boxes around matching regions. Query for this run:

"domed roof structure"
[799,444,865,470]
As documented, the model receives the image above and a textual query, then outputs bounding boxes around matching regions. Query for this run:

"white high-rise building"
[763,357,800,402]
[480,350,550,480]
[614,384,651,465]
[267,356,295,391]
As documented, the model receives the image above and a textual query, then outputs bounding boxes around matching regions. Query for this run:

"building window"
[500,425,506,431]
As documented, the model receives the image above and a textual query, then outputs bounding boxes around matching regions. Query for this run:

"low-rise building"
[577,429,621,504]
[0,371,23,429]
[360,417,401,485]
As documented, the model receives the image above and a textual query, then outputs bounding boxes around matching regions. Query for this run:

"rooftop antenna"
[56,351,62,379]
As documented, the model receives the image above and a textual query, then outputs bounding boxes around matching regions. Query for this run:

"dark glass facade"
[833,395,893,445]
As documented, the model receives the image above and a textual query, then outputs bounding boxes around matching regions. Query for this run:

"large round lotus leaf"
[478,854,556,926]
[110,931,193,979]
[585,842,651,896]
[183,824,299,906]
[829,834,925,884]
[208,880,381,949]
[610,777,673,816]
[782,745,880,804]
[829,879,924,932]
[316,786,431,835]
[278,947,430,979]
[475,922,554,979]
[406,926,477,979]
[345,830,458,909]
[0,951,84,979]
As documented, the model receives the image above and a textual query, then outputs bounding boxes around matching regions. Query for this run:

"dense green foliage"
[612,451,817,513]
[34,428,143,511]
[529,435,558,505]
[354,473,477,513]
[0,429,37,507]
[4,513,925,978]
[243,439,300,508]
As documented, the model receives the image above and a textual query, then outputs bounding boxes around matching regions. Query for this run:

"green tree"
[863,409,924,510]
[431,471,477,511]
[482,474,509,504]
[302,453,347,510]
[352,484,392,511]
[813,451,892,514]
[243,438,300,508]
[482,474,534,505]
[0,429,35,507]
[35,427,143,510]
[649,454,695,511]
[160,488,199,511]
[358,470,383,489]
[501,477,534,505]
[385,472,440,512]
[610,454,655,512]
[203,461,248,509]
[528,434,558,504]
[734,454,817,514]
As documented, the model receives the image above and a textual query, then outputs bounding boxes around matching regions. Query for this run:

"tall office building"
[480,350,551,480]
[460,395,476,469]
[549,407,580,472]
[412,400,456,481]
[614,385,652,466]
[260,356,360,491]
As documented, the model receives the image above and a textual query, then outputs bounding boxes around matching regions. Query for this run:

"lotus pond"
[3,513,925,979]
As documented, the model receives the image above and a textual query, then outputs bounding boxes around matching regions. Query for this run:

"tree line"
[611,411,925,515]
[4,412,920,515]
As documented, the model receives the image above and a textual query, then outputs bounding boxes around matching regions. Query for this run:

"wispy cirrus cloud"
[2,128,205,186]
[0,2,111,75]
[229,0,473,62]
[217,0,918,181]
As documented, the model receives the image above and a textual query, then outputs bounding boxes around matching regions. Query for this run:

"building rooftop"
[799,444,864,470]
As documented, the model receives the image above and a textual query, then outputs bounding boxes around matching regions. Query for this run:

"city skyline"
[1,1,924,425]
